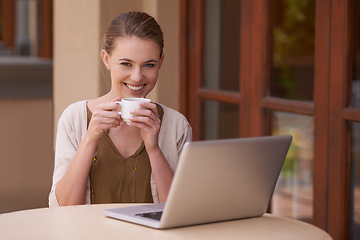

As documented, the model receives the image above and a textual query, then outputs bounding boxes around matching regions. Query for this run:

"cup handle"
[116,101,122,115]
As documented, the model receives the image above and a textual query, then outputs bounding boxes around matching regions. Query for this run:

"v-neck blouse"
[87,104,163,204]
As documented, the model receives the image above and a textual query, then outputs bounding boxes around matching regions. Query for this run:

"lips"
[125,83,145,91]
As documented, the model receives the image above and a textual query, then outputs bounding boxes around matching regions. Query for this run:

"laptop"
[104,135,292,229]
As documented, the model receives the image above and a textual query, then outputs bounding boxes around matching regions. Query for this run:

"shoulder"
[159,104,192,138]
[60,100,87,122]
[158,104,192,170]
[161,104,190,127]
[61,100,87,117]
[58,100,88,131]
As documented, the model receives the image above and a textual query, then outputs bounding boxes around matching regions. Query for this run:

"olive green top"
[87,104,164,203]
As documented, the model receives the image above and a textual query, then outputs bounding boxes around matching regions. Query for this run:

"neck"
[104,92,120,103]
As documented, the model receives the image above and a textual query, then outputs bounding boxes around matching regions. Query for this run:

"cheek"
[145,69,160,82]
[149,73,159,82]
[110,68,127,79]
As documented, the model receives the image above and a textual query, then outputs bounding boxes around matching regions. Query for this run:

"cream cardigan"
[49,100,192,207]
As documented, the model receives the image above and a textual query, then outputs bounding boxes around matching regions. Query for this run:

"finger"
[90,116,120,128]
[128,120,154,133]
[101,117,121,125]
[92,109,120,120]
[95,101,119,112]
[130,115,161,130]
[139,102,158,115]
[131,103,159,118]
[111,96,122,102]
[130,115,154,124]
[131,108,154,119]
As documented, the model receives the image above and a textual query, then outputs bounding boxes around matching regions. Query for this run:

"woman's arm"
[146,146,174,203]
[55,134,98,205]
[54,100,121,206]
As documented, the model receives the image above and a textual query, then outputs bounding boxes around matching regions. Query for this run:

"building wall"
[53,0,101,130]
[0,99,53,213]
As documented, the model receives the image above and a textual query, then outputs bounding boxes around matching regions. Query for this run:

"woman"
[49,11,192,207]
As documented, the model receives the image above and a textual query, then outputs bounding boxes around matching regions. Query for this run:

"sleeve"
[48,104,85,207]
[161,107,193,171]
[176,121,192,155]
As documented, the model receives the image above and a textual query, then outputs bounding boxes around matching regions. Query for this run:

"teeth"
[127,84,144,91]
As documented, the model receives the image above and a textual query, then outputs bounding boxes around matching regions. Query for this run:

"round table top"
[0,204,332,240]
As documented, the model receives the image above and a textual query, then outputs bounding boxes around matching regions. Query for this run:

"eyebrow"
[118,58,158,63]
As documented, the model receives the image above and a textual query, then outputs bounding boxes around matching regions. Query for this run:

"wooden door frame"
[38,0,53,58]
[179,0,205,140]
[327,0,353,239]
[1,0,15,49]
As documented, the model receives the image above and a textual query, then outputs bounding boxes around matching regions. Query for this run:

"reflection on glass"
[15,0,39,56]
[204,0,240,91]
[271,111,314,223]
[203,100,239,140]
[270,0,315,101]
[351,2,360,108]
[351,122,360,240]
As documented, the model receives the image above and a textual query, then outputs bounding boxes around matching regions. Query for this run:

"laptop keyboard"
[135,211,163,221]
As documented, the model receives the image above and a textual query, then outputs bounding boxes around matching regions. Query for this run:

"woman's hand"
[128,102,161,152]
[87,97,122,142]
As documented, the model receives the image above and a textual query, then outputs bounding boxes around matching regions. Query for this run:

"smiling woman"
[49,11,192,207]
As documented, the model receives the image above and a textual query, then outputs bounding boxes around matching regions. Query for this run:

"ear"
[158,53,165,69]
[101,49,111,70]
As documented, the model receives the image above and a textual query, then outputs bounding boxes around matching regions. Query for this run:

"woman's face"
[102,36,164,98]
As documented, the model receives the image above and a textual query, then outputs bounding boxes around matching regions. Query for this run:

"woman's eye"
[121,62,131,66]
[144,63,155,67]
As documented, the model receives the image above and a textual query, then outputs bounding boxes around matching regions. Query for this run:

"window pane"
[271,111,314,224]
[203,100,239,140]
[270,0,315,101]
[352,1,360,108]
[0,1,52,98]
[204,0,240,91]
[351,122,360,240]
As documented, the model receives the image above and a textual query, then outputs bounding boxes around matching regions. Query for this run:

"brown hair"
[102,11,164,57]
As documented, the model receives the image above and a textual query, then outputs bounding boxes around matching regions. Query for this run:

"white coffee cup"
[115,98,151,125]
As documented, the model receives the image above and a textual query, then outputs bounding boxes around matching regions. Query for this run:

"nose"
[130,66,143,82]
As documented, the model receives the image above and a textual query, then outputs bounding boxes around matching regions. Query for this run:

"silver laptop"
[104,135,292,229]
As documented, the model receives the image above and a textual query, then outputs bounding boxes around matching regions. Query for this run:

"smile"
[125,83,145,91]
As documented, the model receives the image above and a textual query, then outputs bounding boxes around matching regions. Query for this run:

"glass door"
[180,0,360,239]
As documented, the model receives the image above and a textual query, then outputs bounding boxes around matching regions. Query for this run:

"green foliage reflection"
[272,0,315,101]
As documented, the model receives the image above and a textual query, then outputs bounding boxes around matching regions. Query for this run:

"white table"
[0,204,333,240]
